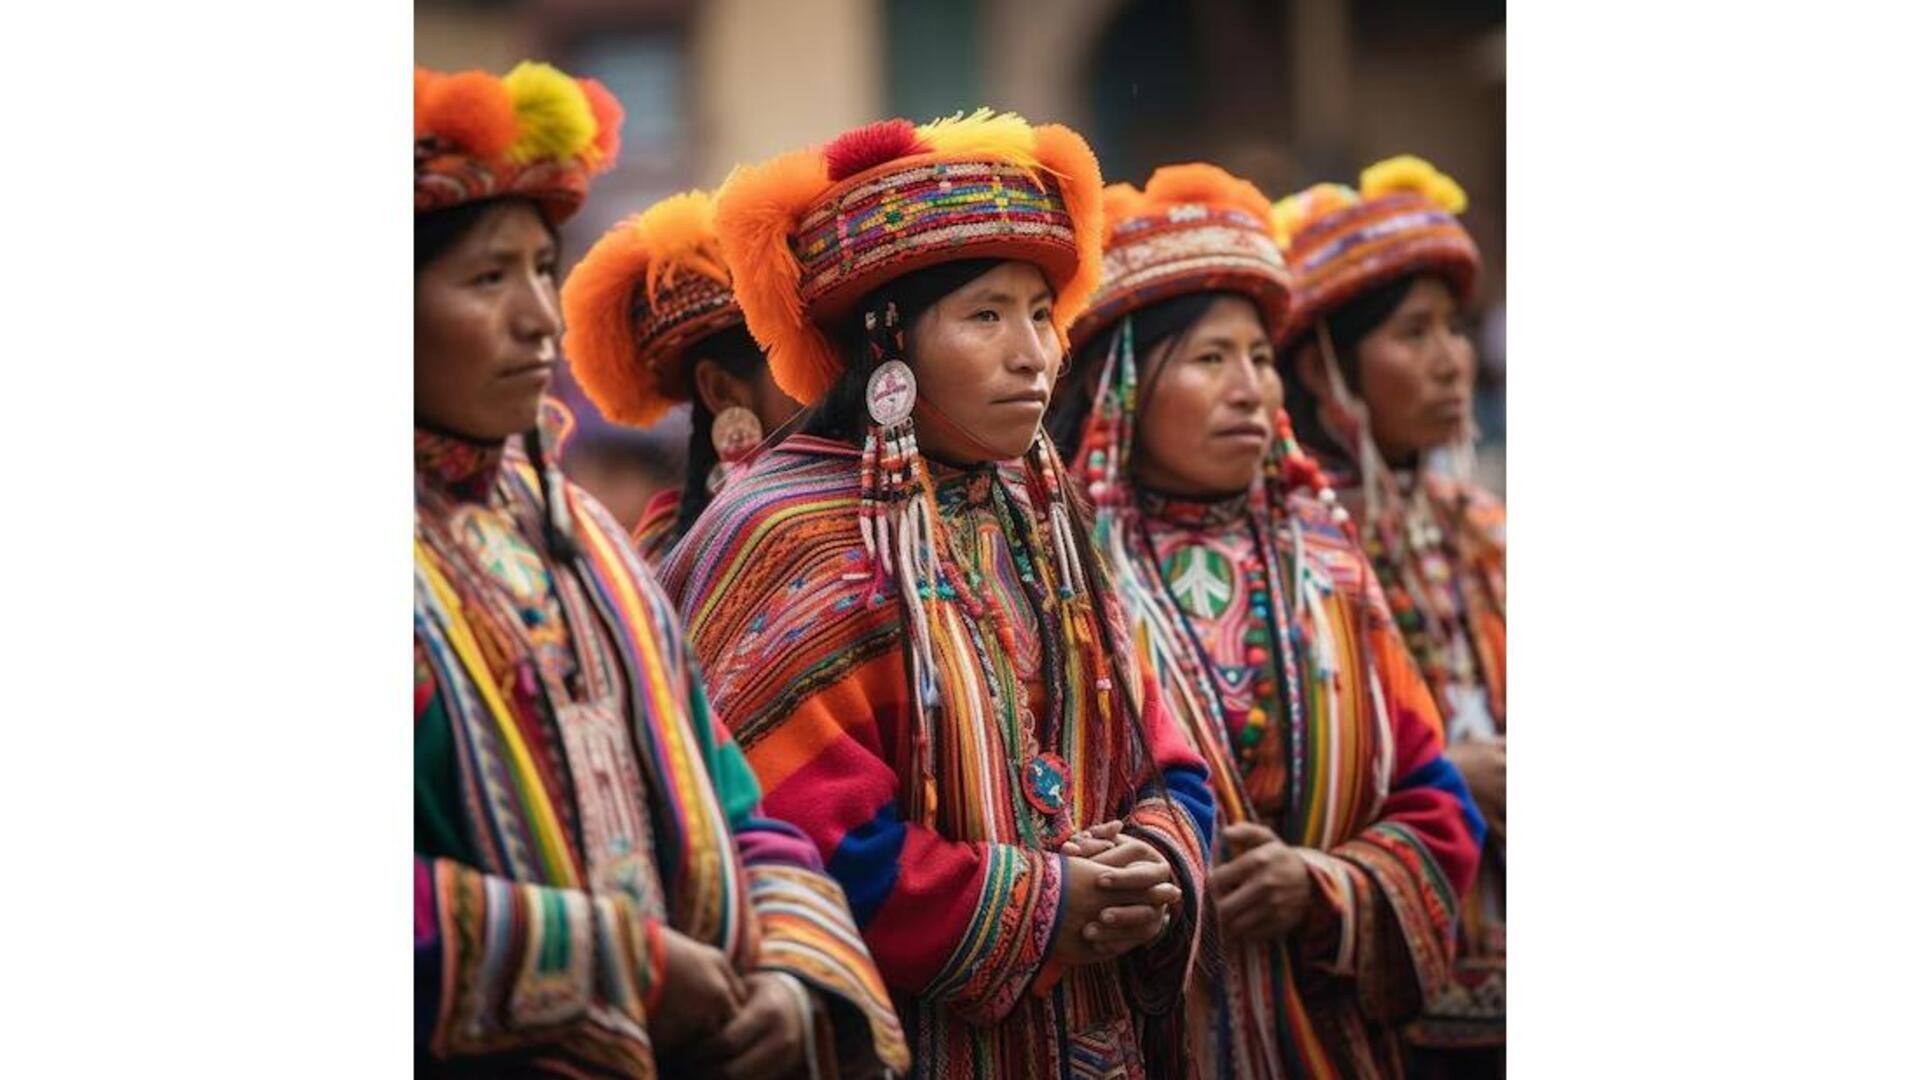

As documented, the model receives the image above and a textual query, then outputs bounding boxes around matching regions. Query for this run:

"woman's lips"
[993,390,1050,411]
[1213,424,1269,446]
[499,360,556,384]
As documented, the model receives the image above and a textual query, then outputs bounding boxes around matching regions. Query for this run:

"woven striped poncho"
[1099,485,1484,1080]
[413,415,907,1077]
[1333,467,1507,1054]
[661,435,1217,1079]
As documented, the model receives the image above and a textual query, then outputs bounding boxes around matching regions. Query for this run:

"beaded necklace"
[935,463,1078,847]
[1140,490,1309,811]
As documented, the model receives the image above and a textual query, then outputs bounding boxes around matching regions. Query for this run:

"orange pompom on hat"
[414,61,623,223]
[712,109,1105,405]
[1069,162,1292,350]
[560,190,744,427]
[1272,154,1479,346]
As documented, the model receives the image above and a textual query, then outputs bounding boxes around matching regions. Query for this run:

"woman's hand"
[1053,837,1181,965]
[685,972,811,1080]
[1060,819,1125,858]
[649,925,746,1055]
[1211,822,1313,942]
[1448,736,1505,843]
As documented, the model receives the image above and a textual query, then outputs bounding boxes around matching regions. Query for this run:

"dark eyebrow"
[1194,334,1259,351]
[480,242,555,263]
[963,287,1054,307]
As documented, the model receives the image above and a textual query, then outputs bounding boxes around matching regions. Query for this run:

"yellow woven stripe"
[416,542,580,888]
[575,507,734,943]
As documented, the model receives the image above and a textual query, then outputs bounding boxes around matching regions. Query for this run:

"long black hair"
[1278,274,1418,464]
[674,322,772,537]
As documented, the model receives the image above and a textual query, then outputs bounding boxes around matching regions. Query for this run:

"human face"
[1132,295,1279,498]
[906,261,1063,464]
[1352,275,1475,461]
[415,200,562,440]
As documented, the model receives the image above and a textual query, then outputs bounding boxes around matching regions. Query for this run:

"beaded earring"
[855,301,943,718]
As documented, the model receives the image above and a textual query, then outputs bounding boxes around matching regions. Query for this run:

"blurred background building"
[419,0,1506,527]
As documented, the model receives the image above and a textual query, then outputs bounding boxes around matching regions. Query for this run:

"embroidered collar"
[415,426,505,503]
[1138,487,1252,532]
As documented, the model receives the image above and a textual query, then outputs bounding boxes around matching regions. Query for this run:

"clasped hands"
[1055,820,1182,964]
[652,925,813,1079]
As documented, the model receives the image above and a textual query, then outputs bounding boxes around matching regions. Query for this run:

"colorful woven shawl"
[1332,465,1507,1053]
[1099,482,1483,1078]
[414,419,907,1076]
[661,436,1217,1080]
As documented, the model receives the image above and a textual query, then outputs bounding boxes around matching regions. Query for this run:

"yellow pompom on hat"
[1069,162,1293,350]
[560,190,745,427]
[712,109,1105,405]
[1274,154,1479,346]
[414,60,623,223]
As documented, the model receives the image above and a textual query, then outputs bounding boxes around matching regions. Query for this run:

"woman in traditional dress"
[1272,157,1506,1076]
[660,113,1216,1078]
[561,189,800,564]
[1046,163,1484,1079]
[412,62,906,1078]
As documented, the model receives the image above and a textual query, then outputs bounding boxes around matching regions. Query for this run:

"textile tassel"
[1030,435,1086,600]
[1081,319,1135,538]
[860,303,944,729]
[1315,319,1389,531]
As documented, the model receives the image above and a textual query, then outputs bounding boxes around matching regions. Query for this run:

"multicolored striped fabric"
[1091,483,1483,1080]
[1072,163,1293,351]
[794,159,1080,322]
[628,487,681,568]
[414,416,907,1076]
[1331,466,1507,1053]
[1281,191,1479,348]
[661,436,1217,1079]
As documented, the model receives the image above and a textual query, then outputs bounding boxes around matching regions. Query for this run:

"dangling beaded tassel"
[1028,434,1087,601]
[1299,329,1401,810]
[1314,319,1393,534]
[859,304,942,720]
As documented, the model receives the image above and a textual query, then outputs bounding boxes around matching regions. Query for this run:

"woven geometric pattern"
[414,141,594,221]
[628,273,742,399]
[793,158,1079,321]
[1075,203,1290,348]
[1283,191,1478,341]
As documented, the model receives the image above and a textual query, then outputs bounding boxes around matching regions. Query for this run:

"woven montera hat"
[1070,162,1293,350]
[712,109,1105,405]
[1273,154,1479,347]
[414,61,623,223]
[560,190,744,427]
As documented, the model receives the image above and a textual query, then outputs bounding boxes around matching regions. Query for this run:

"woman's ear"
[691,357,754,415]
[1294,339,1333,403]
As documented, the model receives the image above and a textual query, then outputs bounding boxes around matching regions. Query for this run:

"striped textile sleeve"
[415,856,664,1076]
[1291,620,1483,1021]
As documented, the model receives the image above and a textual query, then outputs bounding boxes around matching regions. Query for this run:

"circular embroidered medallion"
[1163,544,1236,619]
[865,359,917,427]
[1022,752,1070,816]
